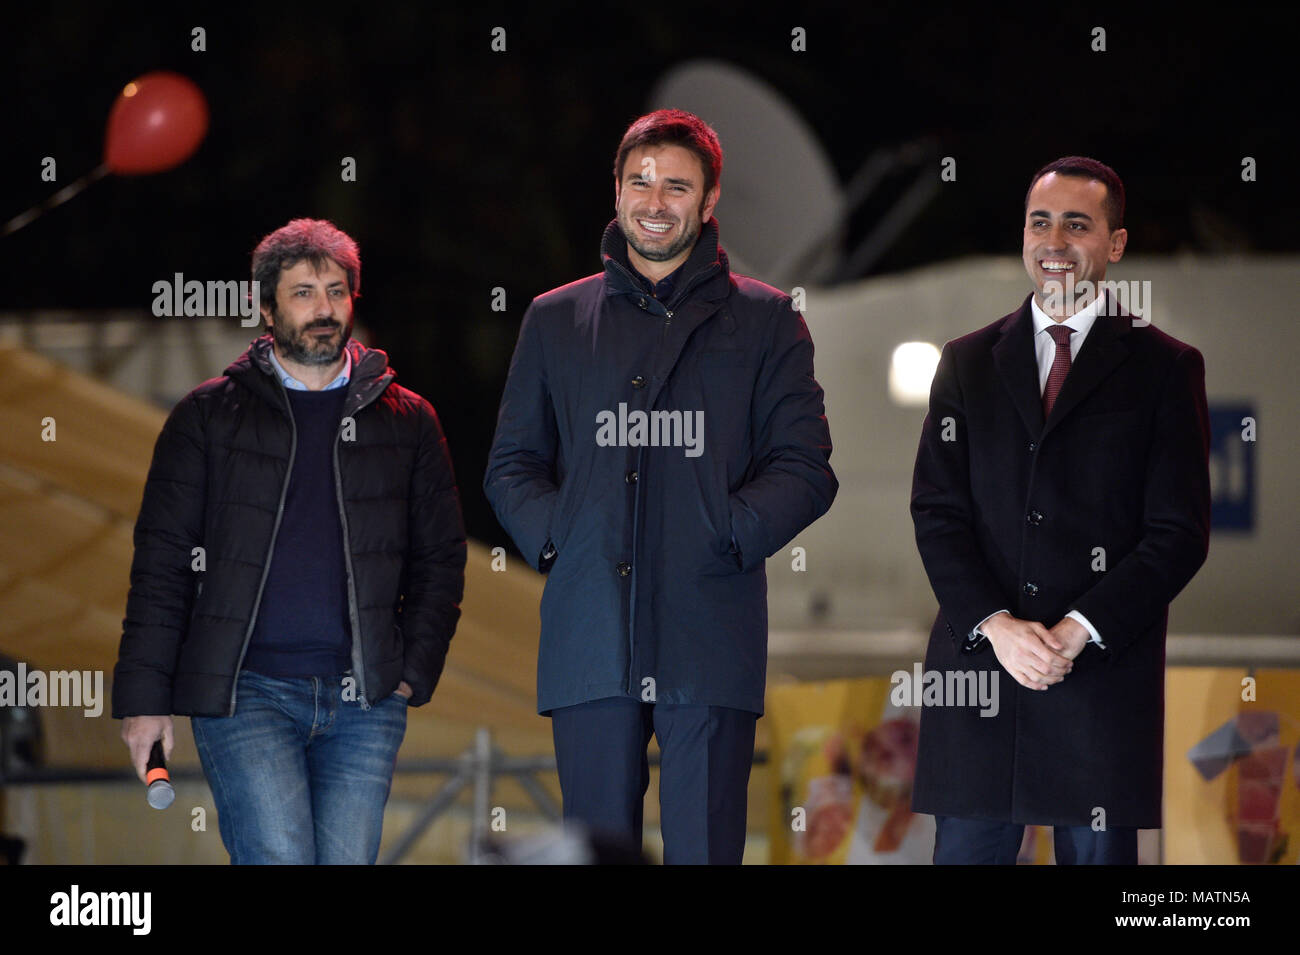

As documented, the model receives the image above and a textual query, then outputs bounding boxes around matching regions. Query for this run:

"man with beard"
[114,219,466,864]
[486,110,837,863]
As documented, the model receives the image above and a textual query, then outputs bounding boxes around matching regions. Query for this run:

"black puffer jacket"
[112,335,466,717]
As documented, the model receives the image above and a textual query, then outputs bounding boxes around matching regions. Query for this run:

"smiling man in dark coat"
[909,157,1211,864]
[485,110,837,863]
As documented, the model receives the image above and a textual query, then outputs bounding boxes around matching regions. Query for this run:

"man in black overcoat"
[910,157,1211,864]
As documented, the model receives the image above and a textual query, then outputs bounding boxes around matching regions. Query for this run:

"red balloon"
[103,72,209,175]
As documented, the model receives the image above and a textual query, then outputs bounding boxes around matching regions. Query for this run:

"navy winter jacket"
[485,218,836,715]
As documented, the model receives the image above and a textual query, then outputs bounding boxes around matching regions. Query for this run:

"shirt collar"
[267,343,351,391]
[1029,289,1104,339]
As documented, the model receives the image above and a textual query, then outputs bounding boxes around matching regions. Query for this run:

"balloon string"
[2,163,111,237]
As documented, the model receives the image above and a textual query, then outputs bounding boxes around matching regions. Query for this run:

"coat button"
[637,297,648,308]
[1027,509,1043,525]
[1023,582,1040,596]
[616,561,632,577]
[625,470,638,484]
[632,375,646,389]
[1028,441,1037,452]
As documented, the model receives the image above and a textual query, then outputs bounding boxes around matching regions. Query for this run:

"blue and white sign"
[1207,404,1255,531]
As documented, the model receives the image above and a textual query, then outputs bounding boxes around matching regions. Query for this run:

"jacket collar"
[227,334,396,416]
[599,216,730,311]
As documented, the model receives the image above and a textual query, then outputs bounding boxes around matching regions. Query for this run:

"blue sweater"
[243,388,352,677]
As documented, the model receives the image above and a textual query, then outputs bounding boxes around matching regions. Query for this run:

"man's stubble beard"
[267,307,353,366]
[619,204,705,264]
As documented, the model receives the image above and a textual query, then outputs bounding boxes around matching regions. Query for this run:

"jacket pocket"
[549,467,592,555]
[698,474,742,574]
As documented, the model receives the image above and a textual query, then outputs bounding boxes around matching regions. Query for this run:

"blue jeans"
[192,668,408,864]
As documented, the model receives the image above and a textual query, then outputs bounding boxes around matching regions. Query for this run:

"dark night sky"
[4,4,1294,543]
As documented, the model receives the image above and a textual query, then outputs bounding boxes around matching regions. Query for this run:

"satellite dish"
[649,60,844,286]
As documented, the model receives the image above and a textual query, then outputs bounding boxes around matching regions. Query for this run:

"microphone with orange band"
[145,740,175,810]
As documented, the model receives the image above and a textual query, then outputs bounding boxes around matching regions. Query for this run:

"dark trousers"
[550,696,758,864]
[933,815,1138,865]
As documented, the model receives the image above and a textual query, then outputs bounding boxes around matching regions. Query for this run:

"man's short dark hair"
[613,109,723,200]
[252,218,361,312]
[1024,156,1125,231]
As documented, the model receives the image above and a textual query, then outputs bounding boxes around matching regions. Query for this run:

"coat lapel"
[1041,311,1131,438]
[991,298,1043,439]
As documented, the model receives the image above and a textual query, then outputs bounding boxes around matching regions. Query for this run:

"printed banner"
[769,668,1300,864]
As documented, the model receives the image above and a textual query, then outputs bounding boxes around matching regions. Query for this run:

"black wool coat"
[909,295,1211,828]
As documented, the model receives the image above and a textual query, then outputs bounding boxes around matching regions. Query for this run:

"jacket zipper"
[333,373,393,710]
[228,375,298,716]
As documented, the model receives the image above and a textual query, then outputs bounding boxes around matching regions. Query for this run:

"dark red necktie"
[1042,324,1074,418]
